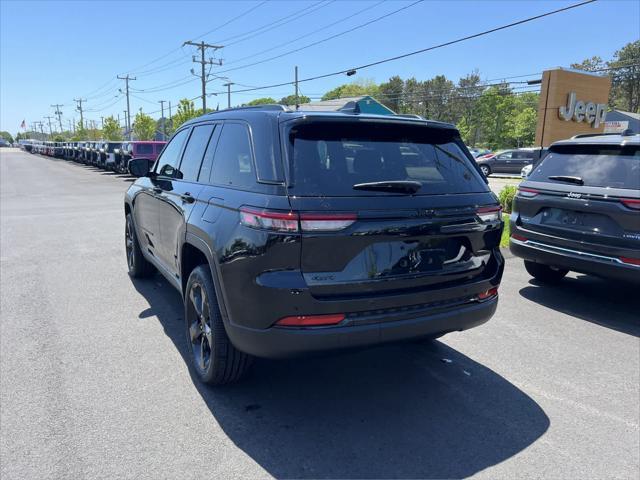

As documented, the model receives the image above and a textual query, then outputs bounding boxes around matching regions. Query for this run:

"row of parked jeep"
[27,140,166,175]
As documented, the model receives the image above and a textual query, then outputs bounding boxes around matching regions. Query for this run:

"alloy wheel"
[188,282,213,372]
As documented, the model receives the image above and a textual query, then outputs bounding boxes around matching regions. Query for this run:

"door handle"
[152,187,162,194]
[181,193,195,204]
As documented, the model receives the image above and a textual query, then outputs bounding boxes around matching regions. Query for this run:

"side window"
[498,151,512,159]
[210,123,255,188]
[176,124,215,182]
[156,129,190,178]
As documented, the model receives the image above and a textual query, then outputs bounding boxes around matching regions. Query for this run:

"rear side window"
[156,129,190,178]
[528,145,640,190]
[286,121,487,196]
[137,144,154,155]
[176,124,215,182]
[210,123,255,189]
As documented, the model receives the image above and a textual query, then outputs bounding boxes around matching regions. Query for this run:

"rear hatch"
[283,118,502,299]
[516,143,640,251]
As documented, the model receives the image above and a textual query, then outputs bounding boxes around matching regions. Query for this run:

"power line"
[125,0,268,76]
[224,0,386,66]
[227,0,597,95]
[216,0,425,75]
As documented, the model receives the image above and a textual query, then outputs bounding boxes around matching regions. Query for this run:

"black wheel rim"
[125,219,134,270]
[187,282,213,372]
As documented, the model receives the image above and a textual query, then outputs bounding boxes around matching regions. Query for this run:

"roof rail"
[395,113,424,120]
[207,104,291,115]
[571,132,620,139]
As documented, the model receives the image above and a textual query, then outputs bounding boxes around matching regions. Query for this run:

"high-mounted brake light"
[621,198,640,210]
[620,257,640,266]
[276,313,346,327]
[476,205,502,222]
[240,207,357,233]
[518,187,540,198]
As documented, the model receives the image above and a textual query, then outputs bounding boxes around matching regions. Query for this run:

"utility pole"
[100,116,104,130]
[183,41,223,112]
[294,66,299,110]
[158,100,166,139]
[36,122,45,139]
[44,116,54,136]
[51,104,64,133]
[74,98,86,131]
[117,74,136,139]
[223,82,234,109]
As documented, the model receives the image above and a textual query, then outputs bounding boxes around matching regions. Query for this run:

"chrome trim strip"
[510,238,640,267]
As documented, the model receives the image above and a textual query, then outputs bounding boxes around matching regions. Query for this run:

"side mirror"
[128,157,154,177]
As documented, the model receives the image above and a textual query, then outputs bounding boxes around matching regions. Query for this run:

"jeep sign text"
[558,92,607,128]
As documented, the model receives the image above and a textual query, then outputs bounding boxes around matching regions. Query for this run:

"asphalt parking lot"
[1,149,638,479]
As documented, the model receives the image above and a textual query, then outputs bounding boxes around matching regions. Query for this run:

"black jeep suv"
[124,106,504,384]
[510,132,640,283]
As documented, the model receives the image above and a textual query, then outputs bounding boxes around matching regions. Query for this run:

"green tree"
[72,120,87,141]
[102,116,123,141]
[172,99,199,129]
[608,40,640,112]
[0,131,14,143]
[132,112,156,140]
[570,55,605,72]
[321,79,379,100]
[246,97,277,106]
[278,94,310,106]
[378,76,404,112]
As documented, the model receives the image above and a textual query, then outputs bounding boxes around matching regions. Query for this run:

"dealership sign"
[558,92,607,128]
[604,121,629,133]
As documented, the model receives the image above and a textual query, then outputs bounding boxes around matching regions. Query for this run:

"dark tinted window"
[529,145,640,190]
[136,144,154,155]
[156,129,189,178]
[513,151,533,159]
[210,123,255,188]
[286,121,487,196]
[155,143,166,154]
[176,124,215,182]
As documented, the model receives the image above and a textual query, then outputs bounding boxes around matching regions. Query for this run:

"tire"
[184,265,253,385]
[125,213,155,278]
[480,164,491,176]
[524,260,568,283]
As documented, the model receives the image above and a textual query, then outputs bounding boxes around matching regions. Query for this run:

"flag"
[20,119,26,129]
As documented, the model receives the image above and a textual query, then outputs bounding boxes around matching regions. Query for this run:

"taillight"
[239,207,298,232]
[518,187,540,198]
[621,198,640,210]
[299,213,356,231]
[240,208,357,233]
[620,257,640,266]
[275,313,345,327]
[477,205,502,222]
[477,287,499,300]
[511,233,527,241]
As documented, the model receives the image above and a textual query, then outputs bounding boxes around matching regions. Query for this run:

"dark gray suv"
[510,132,640,283]
[125,105,504,385]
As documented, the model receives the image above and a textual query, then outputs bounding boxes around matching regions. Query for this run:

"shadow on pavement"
[132,276,549,479]
[519,275,640,337]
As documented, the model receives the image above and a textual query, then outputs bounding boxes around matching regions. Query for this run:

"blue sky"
[1,0,638,134]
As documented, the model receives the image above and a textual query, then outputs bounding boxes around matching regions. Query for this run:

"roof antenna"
[295,66,299,111]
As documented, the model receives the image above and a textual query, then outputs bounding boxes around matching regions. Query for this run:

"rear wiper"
[548,175,584,185]
[353,180,422,194]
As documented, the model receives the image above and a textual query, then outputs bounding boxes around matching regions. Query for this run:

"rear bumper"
[510,237,640,283]
[225,297,497,359]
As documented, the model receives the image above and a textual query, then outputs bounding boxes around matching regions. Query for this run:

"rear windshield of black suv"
[285,120,487,196]
[528,144,640,190]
